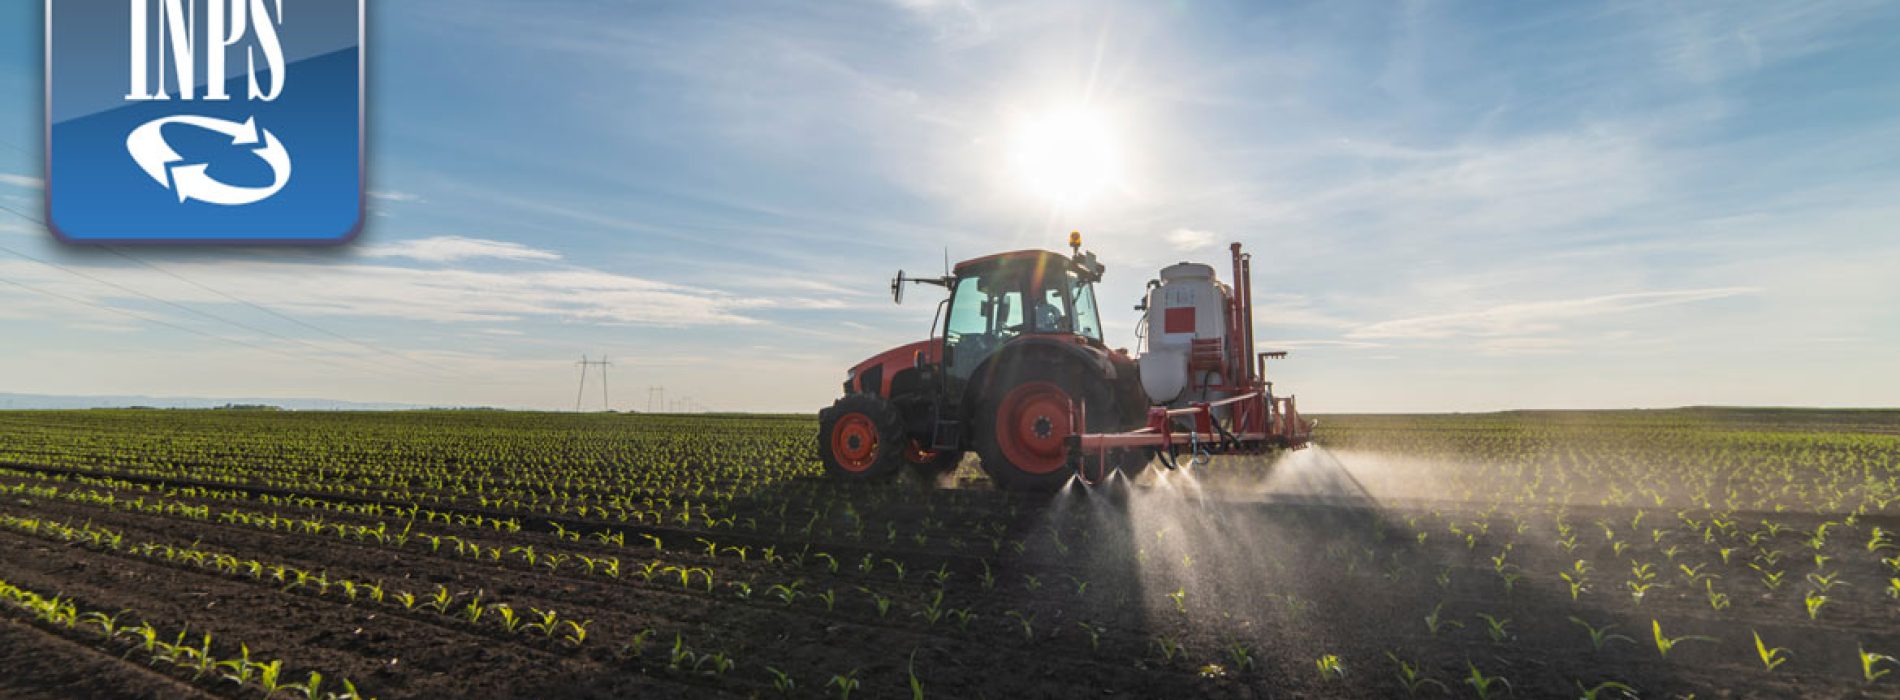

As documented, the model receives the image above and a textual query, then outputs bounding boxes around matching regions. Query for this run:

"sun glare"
[1009,107,1123,207]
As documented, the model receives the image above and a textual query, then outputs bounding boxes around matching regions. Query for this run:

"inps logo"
[47,1,364,243]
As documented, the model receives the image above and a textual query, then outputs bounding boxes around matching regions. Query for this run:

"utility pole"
[574,355,613,412]
[575,355,588,412]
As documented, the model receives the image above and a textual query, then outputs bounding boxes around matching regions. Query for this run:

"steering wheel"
[959,333,997,359]
[1034,303,1064,331]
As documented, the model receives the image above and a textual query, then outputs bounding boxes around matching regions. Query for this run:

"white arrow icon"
[125,115,293,206]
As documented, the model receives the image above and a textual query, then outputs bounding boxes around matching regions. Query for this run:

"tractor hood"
[846,339,939,397]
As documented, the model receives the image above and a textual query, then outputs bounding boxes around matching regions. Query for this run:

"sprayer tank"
[1138,262,1232,403]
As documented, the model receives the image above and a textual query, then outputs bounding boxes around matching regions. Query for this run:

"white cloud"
[1165,228,1219,252]
[0,257,795,327]
[1349,287,1759,340]
[1263,339,1387,350]
[368,190,424,203]
[359,236,562,263]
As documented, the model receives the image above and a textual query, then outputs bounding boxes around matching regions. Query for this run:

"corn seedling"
[1077,622,1104,652]
[1476,613,1511,643]
[526,608,560,637]
[907,649,925,700]
[1424,602,1463,637]
[1153,635,1185,663]
[1705,580,1730,611]
[1570,617,1633,652]
[1575,680,1636,699]
[765,666,796,696]
[1385,652,1447,697]
[861,588,892,618]
[915,590,945,625]
[1808,571,1847,593]
[1225,642,1255,672]
[491,604,524,633]
[1006,610,1036,641]
[561,619,589,647]
[1651,619,1715,658]
[1463,661,1510,700]
[827,669,861,700]
[1804,590,1829,620]
[769,582,803,607]
[950,608,976,632]
[621,628,656,659]
[1315,653,1345,681]
[1752,630,1791,672]
[1861,647,1896,683]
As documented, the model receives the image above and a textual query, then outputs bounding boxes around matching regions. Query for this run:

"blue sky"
[1,0,1897,412]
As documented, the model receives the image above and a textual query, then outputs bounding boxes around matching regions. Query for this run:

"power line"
[0,273,357,366]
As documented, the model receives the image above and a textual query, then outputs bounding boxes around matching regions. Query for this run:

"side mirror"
[891,270,906,304]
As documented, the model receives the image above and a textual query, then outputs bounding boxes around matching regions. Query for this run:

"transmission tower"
[647,386,664,413]
[574,355,613,412]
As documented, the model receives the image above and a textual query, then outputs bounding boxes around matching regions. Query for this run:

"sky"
[1,0,1897,413]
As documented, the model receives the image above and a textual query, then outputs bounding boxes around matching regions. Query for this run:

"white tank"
[1138,262,1230,403]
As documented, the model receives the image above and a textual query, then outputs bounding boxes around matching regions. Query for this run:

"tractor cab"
[941,249,1105,383]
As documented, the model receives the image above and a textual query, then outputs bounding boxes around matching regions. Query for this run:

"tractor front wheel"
[818,394,906,481]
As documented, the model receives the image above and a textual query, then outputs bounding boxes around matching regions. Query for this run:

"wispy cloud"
[0,257,793,327]
[359,236,562,263]
[0,173,42,190]
[1165,228,1218,252]
[367,190,424,203]
[1349,287,1759,340]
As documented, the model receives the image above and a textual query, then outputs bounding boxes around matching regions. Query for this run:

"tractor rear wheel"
[976,361,1114,490]
[818,394,906,481]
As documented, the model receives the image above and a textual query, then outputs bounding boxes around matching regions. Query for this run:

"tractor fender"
[962,337,1119,420]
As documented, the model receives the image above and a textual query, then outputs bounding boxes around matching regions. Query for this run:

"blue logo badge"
[47,1,364,243]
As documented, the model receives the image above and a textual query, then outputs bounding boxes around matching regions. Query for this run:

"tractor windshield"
[943,255,1100,378]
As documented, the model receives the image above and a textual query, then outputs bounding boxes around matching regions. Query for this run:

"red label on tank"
[1164,307,1196,334]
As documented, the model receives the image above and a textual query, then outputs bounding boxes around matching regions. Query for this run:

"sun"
[1009,106,1123,207]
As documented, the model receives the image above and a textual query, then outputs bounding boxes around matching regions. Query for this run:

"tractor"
[818,233,1312,490]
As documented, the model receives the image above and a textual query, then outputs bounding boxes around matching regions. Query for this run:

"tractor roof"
[953,249,1070,275]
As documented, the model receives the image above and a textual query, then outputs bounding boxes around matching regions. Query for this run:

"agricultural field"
[0,408,1898,699]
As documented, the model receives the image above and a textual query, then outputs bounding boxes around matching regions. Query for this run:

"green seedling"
[1463,661,1510,700]
[1385,652,1447,697]
[1315,654,1345,681]
[1752,630,1790,672]
[1651,620,1715,658]
[1570,616,1633,652]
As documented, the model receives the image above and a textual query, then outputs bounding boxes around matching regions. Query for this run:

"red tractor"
[818,234,1311,490]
